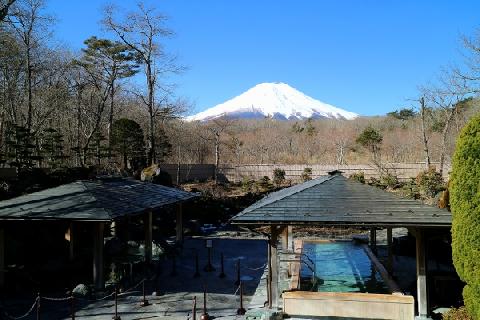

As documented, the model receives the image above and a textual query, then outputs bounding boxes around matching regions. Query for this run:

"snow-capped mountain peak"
[186,82,358,121]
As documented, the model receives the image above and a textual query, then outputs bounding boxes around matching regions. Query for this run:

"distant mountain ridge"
[186,82,358,121]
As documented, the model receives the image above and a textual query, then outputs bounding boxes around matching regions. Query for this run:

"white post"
[416,228,428,319]
[287,226,294,251]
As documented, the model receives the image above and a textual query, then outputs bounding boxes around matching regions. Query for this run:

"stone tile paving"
[54,237,269,320]
[6,229,416,320]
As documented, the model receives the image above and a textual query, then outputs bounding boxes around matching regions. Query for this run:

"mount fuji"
[186,82,358,121]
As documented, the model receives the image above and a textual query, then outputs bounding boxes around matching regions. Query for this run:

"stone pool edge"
[283,239,415,320]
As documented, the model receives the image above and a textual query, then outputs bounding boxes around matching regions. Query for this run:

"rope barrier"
[2,277,244,320]
[42,296,72,302]
[119,279,144,295]
[245,263,267,271]
[92,291,116,301]
[1,278,147,320]
[3,297,39,320]
[233,283,241,296]
[76,291,114,302]
[76,278,145,302]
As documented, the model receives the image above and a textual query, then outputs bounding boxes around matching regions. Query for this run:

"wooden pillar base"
[269,226,280,309]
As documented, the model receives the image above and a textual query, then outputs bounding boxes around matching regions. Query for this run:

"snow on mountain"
[186,82,358,121]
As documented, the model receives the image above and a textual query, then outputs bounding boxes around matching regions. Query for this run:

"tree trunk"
[107,78,115,159]
[146,63,155,165]
[420,97,431,170]
[214,132,220,183]
[76,88,83,167]
[176,144,181,185]
[439,108,456,176]
[26,47,33,132]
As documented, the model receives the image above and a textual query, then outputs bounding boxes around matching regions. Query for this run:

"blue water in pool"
[300,241,389,293]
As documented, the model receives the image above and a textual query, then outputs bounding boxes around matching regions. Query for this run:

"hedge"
[450,113,480,319]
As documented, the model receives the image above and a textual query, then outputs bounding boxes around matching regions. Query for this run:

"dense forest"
[1,0,480,176]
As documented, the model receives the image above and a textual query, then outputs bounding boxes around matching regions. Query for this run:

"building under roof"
[0,177,199,289]
[231,173,452,319]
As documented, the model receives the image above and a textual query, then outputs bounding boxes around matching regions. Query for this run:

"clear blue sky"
[46,0,480,116]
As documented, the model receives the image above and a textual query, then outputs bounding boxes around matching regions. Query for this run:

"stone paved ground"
[2,236,268,320]
[62,237,268,320]
[3,228,420,320]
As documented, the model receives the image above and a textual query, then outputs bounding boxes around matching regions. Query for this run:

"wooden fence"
[217,163,450,183]
[158,164,216,184]
[0,164,449,184]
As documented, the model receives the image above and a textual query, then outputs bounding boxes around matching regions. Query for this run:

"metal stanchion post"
[192,296,197,320]
[140,279,150,306]
[200,285,210,320]
[204,248,215,272]
[194,253,200,278]
[112,286,121,320]
[236,281,246,315]
[234,259,241,286]
[219,253,226,278]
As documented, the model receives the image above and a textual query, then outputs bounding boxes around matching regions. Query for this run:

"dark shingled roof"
[232,174,451,227]
[0,178,198,221]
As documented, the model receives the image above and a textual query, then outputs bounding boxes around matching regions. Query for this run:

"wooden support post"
[387,227,393,274]
[287,226,293,251]
[267,238,272,308]
[0,228,4,287]
[269,225,280,309]
[415,228,428,319]
[370,228,377,254]
[144,211,153,264]
[93,222,105,290]
[176,204,183,243]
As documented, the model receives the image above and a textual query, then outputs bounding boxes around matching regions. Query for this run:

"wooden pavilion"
[231,172,452,320]
[0,177,198,290]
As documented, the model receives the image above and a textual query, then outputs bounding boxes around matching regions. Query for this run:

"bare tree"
[197,117,234,182]
[419,96,431,169]
[0,0,16,22]
[423,73,468,175]
[103,2,183,165]
[7,0,53,131]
